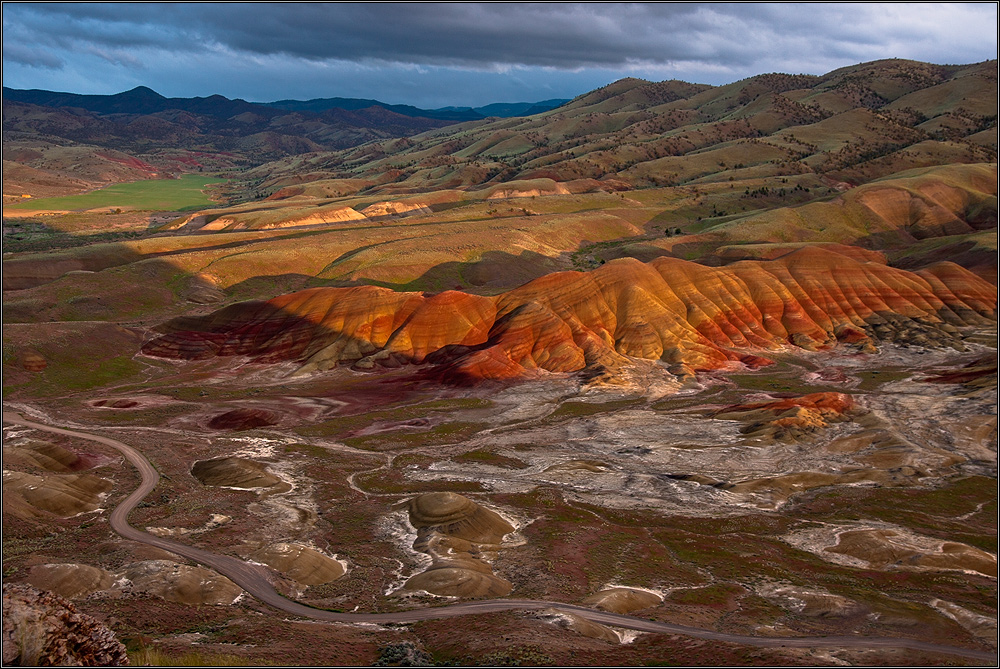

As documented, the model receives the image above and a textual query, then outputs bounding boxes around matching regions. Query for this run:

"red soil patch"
[92,399,139,409]
[207,408,280,430]
[94,152,158,173]
[720,392,856,415]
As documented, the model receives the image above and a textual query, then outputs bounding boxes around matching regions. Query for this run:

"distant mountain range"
[0,86,570,196]
[2,86,569,122]
[264,97,569,121]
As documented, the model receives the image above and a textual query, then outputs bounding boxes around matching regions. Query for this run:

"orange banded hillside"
[142,248,996,382]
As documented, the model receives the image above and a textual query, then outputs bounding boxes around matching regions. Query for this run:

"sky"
[3,3,998,108]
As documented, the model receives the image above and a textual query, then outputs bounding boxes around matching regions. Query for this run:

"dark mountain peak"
[120,85,165,98]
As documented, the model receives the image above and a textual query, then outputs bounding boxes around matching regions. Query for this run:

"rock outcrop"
[2,583,128,666]
[142,249,997,383]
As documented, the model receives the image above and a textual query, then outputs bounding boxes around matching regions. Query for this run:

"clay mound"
[207,407,280,430]
[407,492,514,545]
[266,178,372,200]
[404,564,512,598]
[142,286,497,372]
[2,583,128,667]
[757,583,864,618]
[92,399,139,409]
[827,529,997,577]
[708,392,862,445]
[931,599,998,641]
[582,587,662,614]
[486,179,571,199]
[2,471,111,518]
[401,493,516,598]
[359,201,432,219]
[3,442,84,473]
[141,249,997,382]
[561,178,630,194]
[199,204,368,231]
[20,351,47,372]
[190,457,280,489]
[250,543,345,585]
[121,560,242,605]
[25,564,115,600]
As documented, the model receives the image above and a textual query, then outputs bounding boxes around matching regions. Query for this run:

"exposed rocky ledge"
[2,583,128,666]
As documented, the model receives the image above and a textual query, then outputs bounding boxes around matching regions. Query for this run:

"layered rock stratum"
[142,249,996,383]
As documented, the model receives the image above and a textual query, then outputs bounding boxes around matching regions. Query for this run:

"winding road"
[3,411,996,662]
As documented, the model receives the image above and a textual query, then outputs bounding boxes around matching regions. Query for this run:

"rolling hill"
[235,59,995,198]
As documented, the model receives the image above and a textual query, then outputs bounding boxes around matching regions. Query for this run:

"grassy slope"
[5,174,225,212]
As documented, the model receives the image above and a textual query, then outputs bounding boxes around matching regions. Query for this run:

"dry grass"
[128,647,271,666]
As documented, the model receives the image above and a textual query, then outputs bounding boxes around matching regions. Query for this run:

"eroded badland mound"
[143,249,996,382]
[402,492,515,598]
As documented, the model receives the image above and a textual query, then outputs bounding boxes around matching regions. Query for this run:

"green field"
[6,174,225,212]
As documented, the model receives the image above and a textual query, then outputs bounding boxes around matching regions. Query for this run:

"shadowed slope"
[142,248,996,382]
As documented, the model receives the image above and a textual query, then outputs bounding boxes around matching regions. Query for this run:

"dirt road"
[3,411,995,662]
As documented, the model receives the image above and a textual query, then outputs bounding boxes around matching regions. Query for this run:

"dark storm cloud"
[2,43,64,69]
[2,3,996,106]
[8,3,997,69]
[7,4,705,68]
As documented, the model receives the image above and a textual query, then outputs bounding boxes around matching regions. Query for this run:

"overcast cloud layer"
[3,3,997,107]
